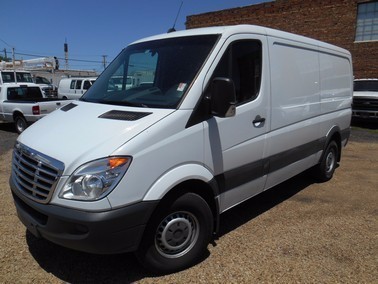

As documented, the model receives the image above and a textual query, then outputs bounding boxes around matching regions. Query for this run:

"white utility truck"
[10,25,352,273]
[0,69,34,84]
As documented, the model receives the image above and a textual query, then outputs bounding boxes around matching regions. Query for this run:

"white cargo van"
[10,25,352,273]
[58,77,97,99]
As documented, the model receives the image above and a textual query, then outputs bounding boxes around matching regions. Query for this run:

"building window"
[355,1,378,42]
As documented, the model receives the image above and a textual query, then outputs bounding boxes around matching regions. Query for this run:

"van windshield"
[81,35,219,108]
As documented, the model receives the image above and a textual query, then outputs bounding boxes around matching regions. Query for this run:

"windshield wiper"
[98,99,149,108]
[80,97,96,103]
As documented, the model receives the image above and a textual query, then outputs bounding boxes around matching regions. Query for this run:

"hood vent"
[60,103,78,112]
[99,110,152,121]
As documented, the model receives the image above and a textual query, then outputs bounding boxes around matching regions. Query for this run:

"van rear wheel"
[136,192,213,274]
[314,140,339,182]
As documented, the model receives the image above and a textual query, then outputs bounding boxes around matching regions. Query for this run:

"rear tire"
[313,140,339,182]
[136,192,213,274]
[14,115,28,134]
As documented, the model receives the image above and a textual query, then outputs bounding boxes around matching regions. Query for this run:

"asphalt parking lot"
[0,121,377,283]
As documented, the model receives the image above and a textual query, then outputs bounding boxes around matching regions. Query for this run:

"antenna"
[168,1,183,33]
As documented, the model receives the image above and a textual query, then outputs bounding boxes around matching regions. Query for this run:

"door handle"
[253,115,265,127]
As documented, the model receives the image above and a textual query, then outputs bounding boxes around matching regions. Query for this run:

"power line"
[0,38,13,47]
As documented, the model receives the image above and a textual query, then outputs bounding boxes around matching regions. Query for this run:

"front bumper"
[352,110,378,120]
[10,177,158,254]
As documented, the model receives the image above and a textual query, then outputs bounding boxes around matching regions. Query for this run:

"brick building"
[186,0,378,79]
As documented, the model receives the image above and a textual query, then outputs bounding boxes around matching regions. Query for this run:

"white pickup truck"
[0,83,71,133]
[352,79,378,121]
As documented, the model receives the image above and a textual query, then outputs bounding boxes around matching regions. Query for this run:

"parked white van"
[10,25,352,273]
[58,77,97,99]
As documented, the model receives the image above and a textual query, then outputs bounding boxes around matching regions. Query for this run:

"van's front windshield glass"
[81,35,219,108]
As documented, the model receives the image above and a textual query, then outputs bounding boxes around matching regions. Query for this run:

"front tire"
[136,192,213,274]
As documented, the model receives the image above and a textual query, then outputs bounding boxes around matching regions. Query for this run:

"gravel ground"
[0,121,377,283]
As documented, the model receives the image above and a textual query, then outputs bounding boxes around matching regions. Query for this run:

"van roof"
[131,24,350,56]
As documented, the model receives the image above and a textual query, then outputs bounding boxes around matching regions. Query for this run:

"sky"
[0,0,269,73]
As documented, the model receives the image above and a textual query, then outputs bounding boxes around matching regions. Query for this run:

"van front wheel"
[136,192,213,274]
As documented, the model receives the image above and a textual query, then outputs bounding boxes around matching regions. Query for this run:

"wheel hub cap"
[326,151,335,173]
[155,211,199,258]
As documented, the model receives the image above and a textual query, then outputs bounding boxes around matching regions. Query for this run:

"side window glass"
[212,40,262,105]
[2,72,15,83]
[75,80,82,89]
[6,87,41,100]
[83,80,91,90]
[7,88,20,100]
[70,80,76,89]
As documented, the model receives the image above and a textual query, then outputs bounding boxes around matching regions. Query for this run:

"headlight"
[60,156,132,201]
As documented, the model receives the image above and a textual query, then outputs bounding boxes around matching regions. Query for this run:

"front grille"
[352,97,378,111]
[12,142,64,204]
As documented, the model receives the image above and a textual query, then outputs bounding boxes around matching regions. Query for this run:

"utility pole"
[64,39,68,70]
[102,55,107,70]
[12,47,15,69]
[3,48,7,61]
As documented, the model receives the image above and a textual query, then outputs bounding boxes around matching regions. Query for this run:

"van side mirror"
[211,77,236,118]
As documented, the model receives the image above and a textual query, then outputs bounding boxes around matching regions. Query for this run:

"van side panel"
[264,37,352,190]
[319,50,352,115]
[264,37,321,189]
[269,38,321,130]
[318,50,352,145]
[57,78,71,99]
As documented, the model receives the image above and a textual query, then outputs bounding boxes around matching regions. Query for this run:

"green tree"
[0,55,9,62]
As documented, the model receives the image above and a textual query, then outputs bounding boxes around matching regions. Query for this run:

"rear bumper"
[23,114,44,123]
[10,178,158,254]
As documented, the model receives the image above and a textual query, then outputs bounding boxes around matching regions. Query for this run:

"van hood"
[18,101,175,175]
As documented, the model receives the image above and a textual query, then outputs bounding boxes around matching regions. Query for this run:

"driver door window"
[212,40,262,105]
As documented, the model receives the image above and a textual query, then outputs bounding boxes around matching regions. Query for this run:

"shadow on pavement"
[0,122,17,133]
[217,171,313,238]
